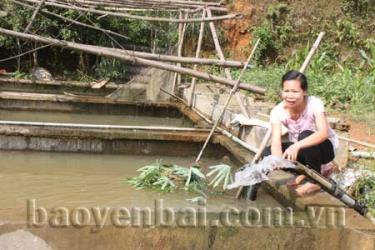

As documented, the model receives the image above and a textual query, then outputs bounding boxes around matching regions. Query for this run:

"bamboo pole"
[22,0,241,23]
[23,0,46,66]
[0,27,266,94]
[188,8,206,107]
[102,6,228,13]
[338,136,375,149]
[62,0,223,7]
[235,32,326,199]
[0,120,213,132]
[177,12,188,91]
[109,47,249,67]
[172,11,188,93]
[58,0,223,8]
[206,8,251,118]
[51,0,228,12]
[195,40,259,163]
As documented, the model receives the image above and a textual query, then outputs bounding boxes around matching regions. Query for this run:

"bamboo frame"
[21,0,241,23]
[0,27,266,94]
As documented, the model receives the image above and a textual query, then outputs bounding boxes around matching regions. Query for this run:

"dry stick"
[0,28,266,94]
[60,0,222,7]
[102,6,228,13]
[51,0,228,13]
[188,8,206,107]
[24,0,45,33]
[195,39,260,163]
[23,0,46,66]
[235,32,326,199]
[338,136,375,149]
[71,0,222,7]
[177,12,188,91]
[61,0,223,9]
[206,8,251,119]
[12,0,130,40]
[22,0,241,23]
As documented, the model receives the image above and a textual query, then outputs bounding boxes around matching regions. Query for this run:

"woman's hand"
[283,143,301,161]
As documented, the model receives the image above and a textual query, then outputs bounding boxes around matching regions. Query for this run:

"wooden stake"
[195,39,260,163]
[188,8,206,107]
[172,11,188,93]
[206,8,251,118]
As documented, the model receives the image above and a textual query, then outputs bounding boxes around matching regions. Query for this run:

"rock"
[30,67,53,81]
[0,230,52,250]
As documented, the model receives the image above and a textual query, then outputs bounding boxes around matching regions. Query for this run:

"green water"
[0,109,193,127]
[0,150,284,222]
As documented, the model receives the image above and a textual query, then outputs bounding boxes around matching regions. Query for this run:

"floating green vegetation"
[126,160,233,195]
[353,174,375,216]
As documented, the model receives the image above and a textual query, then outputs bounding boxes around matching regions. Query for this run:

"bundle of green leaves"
[127,160,233,194]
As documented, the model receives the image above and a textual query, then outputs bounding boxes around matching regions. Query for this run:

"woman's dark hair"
[281,70,308,91]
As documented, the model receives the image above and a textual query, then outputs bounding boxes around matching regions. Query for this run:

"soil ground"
[222,0,375,147]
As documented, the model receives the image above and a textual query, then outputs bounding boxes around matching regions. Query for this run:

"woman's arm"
[271,121,283,157]
[295,112,329,149]
[283,112,329,161]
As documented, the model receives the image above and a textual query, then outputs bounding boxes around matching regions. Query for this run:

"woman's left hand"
[283,143,301,161]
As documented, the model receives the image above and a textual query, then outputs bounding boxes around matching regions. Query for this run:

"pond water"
[0,150,283,222]
[0,109,193,127]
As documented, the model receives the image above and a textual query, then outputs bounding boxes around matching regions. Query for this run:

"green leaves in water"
[207,164,233,190]
[353,175,375,216]
[127,160,233,194]
[127,160,205,193]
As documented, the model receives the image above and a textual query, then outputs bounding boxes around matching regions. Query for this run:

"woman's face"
[281,80,306,109]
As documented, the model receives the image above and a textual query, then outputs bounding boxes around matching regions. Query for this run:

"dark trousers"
[262,130,335,173]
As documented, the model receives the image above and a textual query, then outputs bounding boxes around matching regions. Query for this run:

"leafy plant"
[127,160,206,193]
[353,175,375,216]
[127,160,234,194]
[207,164,233,190]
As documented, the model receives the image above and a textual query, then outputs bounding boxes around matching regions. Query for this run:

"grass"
[230,62,375,123]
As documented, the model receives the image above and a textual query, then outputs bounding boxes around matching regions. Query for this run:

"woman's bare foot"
[295,182,321,196]
[287,175,306,186]
[321,162,338,178]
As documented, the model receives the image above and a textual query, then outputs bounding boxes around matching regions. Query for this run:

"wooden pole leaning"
[173,12,188,93]
[206,8,251,118]
[188,8,206,107]
[195,39,260,163]
[235,32,326,199]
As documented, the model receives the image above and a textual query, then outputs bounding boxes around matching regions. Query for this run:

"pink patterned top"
[270,96,339,151]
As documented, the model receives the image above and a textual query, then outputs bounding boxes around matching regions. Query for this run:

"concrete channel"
[0,83,374,249]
